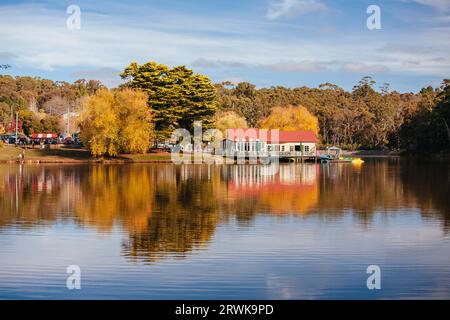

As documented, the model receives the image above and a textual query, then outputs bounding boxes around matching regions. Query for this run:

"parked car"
[63,136,73,145]
[156,142,174,152]
[18,136,31,145]
[2,134,31,145]
[0,134,11,143]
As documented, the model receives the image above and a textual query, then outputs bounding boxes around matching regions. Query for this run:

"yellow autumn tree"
[115,89,154,154]
[215,110,248,134]
[80,89,154,157]
[80,89,120,157]
[203,110,248,142]
[259,105,319,135]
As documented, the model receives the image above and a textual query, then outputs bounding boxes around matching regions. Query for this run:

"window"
[259,143,265,152]
[304,145,310,152]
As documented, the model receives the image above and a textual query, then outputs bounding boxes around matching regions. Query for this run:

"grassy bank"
[0,145,173,163]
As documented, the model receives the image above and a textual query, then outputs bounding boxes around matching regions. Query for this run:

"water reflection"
[0,160,449,263]
[399,160,450,229]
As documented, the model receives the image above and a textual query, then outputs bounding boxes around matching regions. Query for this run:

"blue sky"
[0,0,449,91]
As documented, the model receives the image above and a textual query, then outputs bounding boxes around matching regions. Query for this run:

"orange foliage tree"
[259,105,319,135]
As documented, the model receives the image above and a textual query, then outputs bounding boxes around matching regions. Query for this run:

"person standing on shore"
[18,150,25,164]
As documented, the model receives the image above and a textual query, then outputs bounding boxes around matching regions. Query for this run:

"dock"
[218,151,320,163]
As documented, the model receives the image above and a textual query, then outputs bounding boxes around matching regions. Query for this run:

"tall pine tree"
[121,61,217,140]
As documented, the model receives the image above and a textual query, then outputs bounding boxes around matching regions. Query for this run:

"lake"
[0,159,449,299]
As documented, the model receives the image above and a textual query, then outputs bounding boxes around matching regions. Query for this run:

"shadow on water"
[0,158,449,263]
[31,147,93,160]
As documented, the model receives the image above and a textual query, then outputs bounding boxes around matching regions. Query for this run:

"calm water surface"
[0,159,449,299]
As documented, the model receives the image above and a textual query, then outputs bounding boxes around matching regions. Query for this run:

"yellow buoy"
[352,158,364,164]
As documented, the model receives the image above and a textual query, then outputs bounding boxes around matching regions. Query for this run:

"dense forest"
[216,77,450,154]
[1,70,449,155]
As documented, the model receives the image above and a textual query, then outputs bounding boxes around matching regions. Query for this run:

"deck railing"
[218,151,316,158]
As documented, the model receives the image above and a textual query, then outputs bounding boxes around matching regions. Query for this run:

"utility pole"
[15,111,18,145]
[66,106,70,137]
[10,105,13,132]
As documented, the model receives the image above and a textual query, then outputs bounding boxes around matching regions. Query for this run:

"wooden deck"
[219,151,320,163]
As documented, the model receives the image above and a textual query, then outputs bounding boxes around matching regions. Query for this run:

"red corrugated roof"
[226,128,317,143]
[31,133,58,139]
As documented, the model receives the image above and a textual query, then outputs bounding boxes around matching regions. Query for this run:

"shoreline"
[0,145,174,164]
[0,159,174,164]
[3,145,448,164]
[0,154,402,164]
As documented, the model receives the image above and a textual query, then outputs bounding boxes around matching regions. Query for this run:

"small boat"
[339,156,353,162]
[320,148,365,165]
[320,154,332,161]
[319,154,332,163]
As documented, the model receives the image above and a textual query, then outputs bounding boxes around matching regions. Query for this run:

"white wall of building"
[228,141,316,154]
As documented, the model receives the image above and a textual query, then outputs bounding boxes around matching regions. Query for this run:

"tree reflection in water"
[0,159,449,262]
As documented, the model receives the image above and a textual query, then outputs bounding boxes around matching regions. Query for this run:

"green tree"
[399,80,450,153]
[436,79,450,146]
[352,76,376,99]
[120,61,217,140]
[18,110,62,136]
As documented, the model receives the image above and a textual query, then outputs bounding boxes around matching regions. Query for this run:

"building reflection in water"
[226,164,319,215]
[0,160,449,262]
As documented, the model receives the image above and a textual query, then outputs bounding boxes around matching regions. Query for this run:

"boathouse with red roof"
[225,128,318,155]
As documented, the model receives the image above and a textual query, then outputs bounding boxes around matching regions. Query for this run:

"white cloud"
[264,60,326,72]
[436,15,450,22]
[266,0,328,20]
[71,67,123,87]
[0,2,449,82]
[0,52,17,60]
[341,63,389,74]
[193,59,330,73]
[413,0,450,11]
[222,76,247,84]
[191,58,248,69]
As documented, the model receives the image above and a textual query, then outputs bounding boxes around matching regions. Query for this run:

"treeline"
[0,75,103,135]
[1,65,450,155]
[400,83,450,154]
[216,77,450,153]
